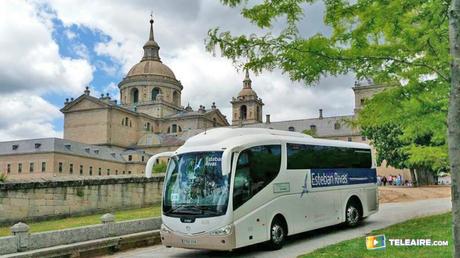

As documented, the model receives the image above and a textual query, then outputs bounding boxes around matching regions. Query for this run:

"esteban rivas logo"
[366,235,386,250]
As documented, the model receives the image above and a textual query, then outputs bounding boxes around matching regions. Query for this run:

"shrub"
[153,162,167,173]
[0,172,7,182]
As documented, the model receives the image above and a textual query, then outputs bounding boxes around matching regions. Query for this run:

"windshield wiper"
[197,206,220,215]
[166,205,203,215]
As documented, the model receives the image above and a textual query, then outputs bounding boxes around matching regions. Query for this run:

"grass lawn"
[300,212,452,258]
[0,204,161,237]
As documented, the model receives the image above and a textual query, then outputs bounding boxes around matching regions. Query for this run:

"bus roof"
[175,128,370,154]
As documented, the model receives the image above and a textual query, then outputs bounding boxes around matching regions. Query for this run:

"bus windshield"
[163,151,230,217]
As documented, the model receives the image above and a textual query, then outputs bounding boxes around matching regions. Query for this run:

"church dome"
[238,88,258,97]
[125,18,176,80]
[238,69,257,98]
[126,60,176,79]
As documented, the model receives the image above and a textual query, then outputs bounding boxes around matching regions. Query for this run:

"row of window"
[122,117,133,127]
[167,124,182,134]
[57,162,132,176]
[4,162,47,173]
[232,143,372,210]
[3,162,134,176]
[286,143,372,169]
[129,88,180,104]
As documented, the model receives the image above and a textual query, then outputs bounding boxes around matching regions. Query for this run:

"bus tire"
[267,217,286,250]
[345,198,362,227]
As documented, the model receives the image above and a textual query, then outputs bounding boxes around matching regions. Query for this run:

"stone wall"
[0,176,164,225]
[0,215,162,256]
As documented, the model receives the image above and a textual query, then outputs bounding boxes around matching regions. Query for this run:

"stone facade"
[0,138,147,179]
[61,18,229,150]
[0,176,164,225]
[352,79,388,113]
[0,18,407,181]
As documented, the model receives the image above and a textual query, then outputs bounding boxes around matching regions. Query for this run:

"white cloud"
[95,60,118,76]
[0,0,92,140]
[0,0,93,95]
[1,0,357,141]
[72,43,89,59]
[39,0,356,123]
[103,82,120,101]
[0,94,62,141]
[64,29,76,40]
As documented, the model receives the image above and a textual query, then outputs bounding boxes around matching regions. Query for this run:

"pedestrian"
[388,175,393,186]
[382,176,387,186]
[377,175,381,186]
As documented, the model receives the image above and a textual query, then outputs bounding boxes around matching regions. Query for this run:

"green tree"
[0,172,6,182]
[356,80,450,185]
[207,0,460,254]
[302,129,317,137]
[153,162,167,173]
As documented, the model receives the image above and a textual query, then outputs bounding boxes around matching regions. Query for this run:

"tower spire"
[149,12,154,41]
[243,69,252,88]
[142,14,161,61]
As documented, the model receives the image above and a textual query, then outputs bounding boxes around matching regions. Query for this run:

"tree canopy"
[206,0,451,173]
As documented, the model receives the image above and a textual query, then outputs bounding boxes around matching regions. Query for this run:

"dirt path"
[379,185,451,203]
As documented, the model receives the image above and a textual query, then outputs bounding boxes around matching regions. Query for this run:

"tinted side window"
[233,145,281,210]
[287,144,371,169]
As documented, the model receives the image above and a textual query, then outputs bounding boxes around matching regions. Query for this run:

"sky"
[0,0,356,141]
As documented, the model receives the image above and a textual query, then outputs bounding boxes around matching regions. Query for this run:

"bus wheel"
[268,218,286,250]
[345,201,362,227]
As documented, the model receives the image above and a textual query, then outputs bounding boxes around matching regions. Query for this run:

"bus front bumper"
[160,225,236,251]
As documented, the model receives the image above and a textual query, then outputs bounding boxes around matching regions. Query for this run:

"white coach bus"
[145,128,378,251]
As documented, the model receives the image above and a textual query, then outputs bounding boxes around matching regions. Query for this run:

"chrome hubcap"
[271,224,284,244]
[347,206,359,225]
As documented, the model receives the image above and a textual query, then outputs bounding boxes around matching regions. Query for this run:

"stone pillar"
[11,222,30,252]
[101,213,116,237]
[101,213,115,224]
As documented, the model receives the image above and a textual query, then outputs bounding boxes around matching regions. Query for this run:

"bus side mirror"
[145,151,175,178]
[221,148,233,175]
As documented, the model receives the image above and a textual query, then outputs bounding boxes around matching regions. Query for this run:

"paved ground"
[107,198,451,258]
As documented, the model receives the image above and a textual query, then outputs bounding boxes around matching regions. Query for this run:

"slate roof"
[242,115,360,137]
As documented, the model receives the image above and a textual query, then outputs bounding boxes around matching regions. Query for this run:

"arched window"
[213,118,217,127]
[172,91,179,106]
[288,126,295,132]
[146,122,150,131]
[152,88,160,101]
[131,88,139,104]
[172,124,177,133]
[167,127,171,133]
[178,126,182,132]
[240,105,247,120]
[124,117,129,126]
[256,106,260,120]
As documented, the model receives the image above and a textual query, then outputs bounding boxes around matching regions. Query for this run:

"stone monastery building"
[0,18,407,179]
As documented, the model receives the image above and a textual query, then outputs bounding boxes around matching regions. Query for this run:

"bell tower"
[231,70,264,126]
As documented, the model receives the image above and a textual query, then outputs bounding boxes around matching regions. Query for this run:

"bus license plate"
[182,239,197,245]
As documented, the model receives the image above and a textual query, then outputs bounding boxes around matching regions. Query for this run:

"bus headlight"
[161,224,172,234]
[209,224,232,236]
